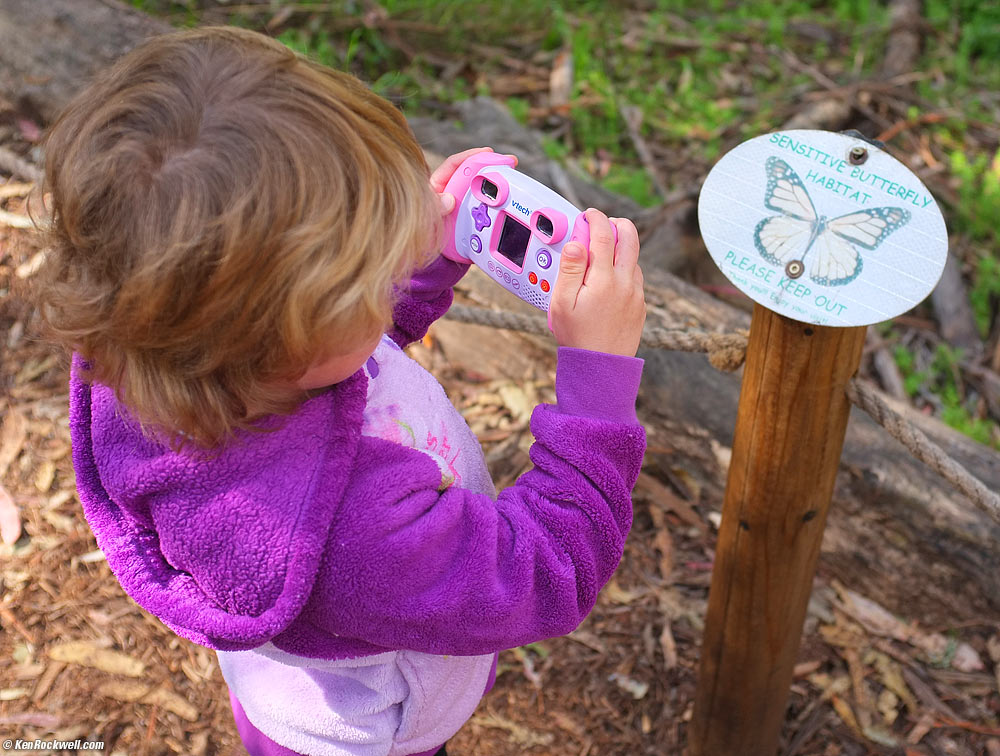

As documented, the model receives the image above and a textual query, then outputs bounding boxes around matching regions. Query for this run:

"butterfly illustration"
[754,156,911,286]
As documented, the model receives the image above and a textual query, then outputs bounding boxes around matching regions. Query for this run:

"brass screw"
[786,260,804,279]
[848,146,868,165]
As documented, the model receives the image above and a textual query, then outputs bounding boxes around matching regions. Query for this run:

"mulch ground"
[2,161,1000,756]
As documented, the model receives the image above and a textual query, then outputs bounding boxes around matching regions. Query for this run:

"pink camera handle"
[441,153,516,263]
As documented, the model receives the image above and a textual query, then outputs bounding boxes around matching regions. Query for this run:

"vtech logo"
[511,201,530,216]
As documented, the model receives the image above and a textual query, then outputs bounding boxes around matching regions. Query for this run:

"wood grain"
[689,305,866,756]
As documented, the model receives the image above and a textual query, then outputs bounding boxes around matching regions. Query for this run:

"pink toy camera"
[441,152,615,312]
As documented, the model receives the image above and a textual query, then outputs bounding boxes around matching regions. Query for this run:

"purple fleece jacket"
[69,257,646,659]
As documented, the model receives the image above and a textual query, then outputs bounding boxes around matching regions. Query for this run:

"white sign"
[698,130,948,327]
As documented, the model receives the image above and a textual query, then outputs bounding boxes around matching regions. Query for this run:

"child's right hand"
[549,209,646,358]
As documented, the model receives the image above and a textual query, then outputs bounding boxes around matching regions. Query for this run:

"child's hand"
[550,209,646,358]
[430,147,516,215]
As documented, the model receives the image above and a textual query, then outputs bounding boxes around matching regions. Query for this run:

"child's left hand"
[430,147,517,216]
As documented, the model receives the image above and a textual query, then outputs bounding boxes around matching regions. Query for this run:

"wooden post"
[689,304,866,756]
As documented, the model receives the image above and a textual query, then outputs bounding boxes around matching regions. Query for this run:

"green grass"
[893,340,999,449]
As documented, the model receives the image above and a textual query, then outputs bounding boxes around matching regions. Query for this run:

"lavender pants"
[228,651,496,756]
[229,690,447,756]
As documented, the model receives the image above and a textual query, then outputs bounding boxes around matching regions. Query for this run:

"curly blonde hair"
[39,26,440,449]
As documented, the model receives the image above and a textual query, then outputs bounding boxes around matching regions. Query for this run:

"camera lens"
[536,215,554,237]
[481,179,498,201]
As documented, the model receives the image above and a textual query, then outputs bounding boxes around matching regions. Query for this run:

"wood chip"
[602,578,645,605]
[660,622,678,670]
[97,679,149,703]
[637,472,707,535]
[471,710,555,748]
[0,605,36,644]
[901,666,959,720]
[34,460,56,493]
[646,499,675,583]
[0,712,62,728]
[0,409,28,479]
[33,661,66,703]
[0,146,43,182]
[0,208,33,229]
[830,694,864,738]
[49,641,146,677]
[15,248,49,279]
[96,680,200,722]
[0,181,35,199]
[142,686,200,722]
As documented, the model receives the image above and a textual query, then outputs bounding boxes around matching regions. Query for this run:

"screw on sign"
[692,129,947,755]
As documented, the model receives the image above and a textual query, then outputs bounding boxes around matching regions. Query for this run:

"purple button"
[503,272,511,283]
[471,203,491,232]
[470,235,482,253]
[512,279,520,289]
[536,249,552,269]
[487,260,495,272]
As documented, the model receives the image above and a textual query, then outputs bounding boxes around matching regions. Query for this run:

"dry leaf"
[471,711,554,748]
[0,409,27,479]
[952,642,985,672]
[0,483,21,545]
[646,500,675,581]
[602,578,644,605]
[0,181,35,199]
[496,383,533,424]
[870,652,918,713]
[906,711,937,744]
[637,472,706,534]
[14,247,48,278]
[0,209,33,229]
[840,588,908,640]
[34,460,56,493]
[96,679,149,702]
[99,678,205,720]
[188,731,209,756]
[33,661,65,703]
[16,354,58,385]
[608,672,649,699]
[0,689,29,701]
[831,694,864,738]
[862,724,899,748]
[12,643,32,665]
[42,509,76,533]
[142,686,200,721]
[878,689,900,726]
[0,712,61,728]
[807,672,851,701]
[49,641,146,677]
[660,623,678,669]
[839,586,950,662]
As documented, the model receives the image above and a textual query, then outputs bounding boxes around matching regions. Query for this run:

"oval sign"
[698,130,948,327]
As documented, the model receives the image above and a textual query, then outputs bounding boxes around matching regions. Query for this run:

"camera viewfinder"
[536,215,554,237]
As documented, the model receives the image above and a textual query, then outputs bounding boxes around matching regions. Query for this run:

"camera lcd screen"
[497,214,531,269]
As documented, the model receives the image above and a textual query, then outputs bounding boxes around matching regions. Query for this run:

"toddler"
[41,26,647,756]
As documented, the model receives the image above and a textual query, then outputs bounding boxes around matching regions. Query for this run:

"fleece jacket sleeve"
[388,255,470,349]
[304,347,646,656]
